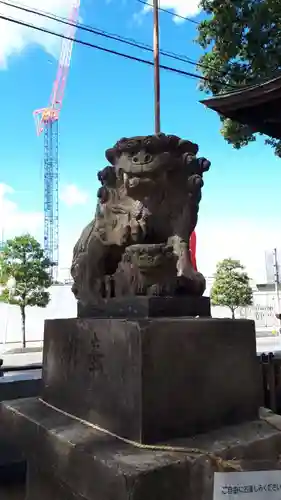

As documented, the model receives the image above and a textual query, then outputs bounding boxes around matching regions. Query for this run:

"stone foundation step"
[1,398,281,500]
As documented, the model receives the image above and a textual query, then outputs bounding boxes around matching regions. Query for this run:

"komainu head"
[105,134,201,196]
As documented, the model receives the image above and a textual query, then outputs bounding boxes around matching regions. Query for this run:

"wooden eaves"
[200,76,281,139]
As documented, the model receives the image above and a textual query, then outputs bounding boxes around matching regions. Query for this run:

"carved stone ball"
[124,244,177,273]
[114,243,178,297]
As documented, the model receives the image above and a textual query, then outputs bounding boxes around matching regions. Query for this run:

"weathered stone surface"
[0,369,42,484]
[42,317,260,443]
[0,370,42,402]
[26,462,84,500]
[70,134,211,307]
[77,295,211,318]
[2,398,281,500]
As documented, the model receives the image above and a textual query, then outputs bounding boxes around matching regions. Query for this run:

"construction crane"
[33,0,80,281]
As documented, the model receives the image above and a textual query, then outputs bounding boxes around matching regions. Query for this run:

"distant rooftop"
[201,76,281,139]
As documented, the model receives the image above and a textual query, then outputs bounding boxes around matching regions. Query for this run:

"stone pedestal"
[2,399,281,500]
[0,300,275,500]
[26,461,83,500]
[78,295,211,319]
[42,317,260,443]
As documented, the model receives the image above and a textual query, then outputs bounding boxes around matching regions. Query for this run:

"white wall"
[0,285,279,346]
[211,292,279,331]
[0,285,76,345]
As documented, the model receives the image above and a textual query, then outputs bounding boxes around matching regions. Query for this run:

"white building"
[0,285,76,347]
[0,279,280,348]
[205,276,280,333]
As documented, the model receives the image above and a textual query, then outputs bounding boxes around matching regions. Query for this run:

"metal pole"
[153,0,161,134]
[273,248,281,332]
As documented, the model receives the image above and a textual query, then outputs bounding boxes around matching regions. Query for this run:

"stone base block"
[77,296,211,319]
[26,462,83,500]
[42,317,260,443]
[2,398,281,500]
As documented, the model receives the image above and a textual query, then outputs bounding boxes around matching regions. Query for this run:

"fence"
[259,353,281,413]
[212,291,280,331]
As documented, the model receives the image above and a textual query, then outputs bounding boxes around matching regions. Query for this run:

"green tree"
[211,258,253,319]
[197,0,281,156]
[0,252,8,285]
[0,234,52,348]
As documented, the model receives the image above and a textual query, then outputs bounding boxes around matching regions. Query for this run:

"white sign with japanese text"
[214,471,281,500]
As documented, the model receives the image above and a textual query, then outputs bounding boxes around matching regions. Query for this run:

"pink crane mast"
[33,0,80,280]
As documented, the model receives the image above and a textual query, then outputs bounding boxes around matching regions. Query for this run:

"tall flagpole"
[153,0,161,134]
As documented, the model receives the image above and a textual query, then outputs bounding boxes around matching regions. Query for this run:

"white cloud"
[60,184,89,207]
[0,0,75,68]
[141,0,201,23]
[0,183,43,238]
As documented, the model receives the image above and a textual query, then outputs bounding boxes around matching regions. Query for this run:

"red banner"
[190,231,197,271]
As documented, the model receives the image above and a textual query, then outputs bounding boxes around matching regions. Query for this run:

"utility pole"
[153,0,161,133]
[273,248,281,331]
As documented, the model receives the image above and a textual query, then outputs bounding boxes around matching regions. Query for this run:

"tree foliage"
[0,234,52,347]
[211,258,253,318]
[0,252,8,285]
[197,0,281,156]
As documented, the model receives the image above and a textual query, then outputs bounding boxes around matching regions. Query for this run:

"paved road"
[1,349,42,368]
[256,336,281,354]
[256,329,280,338]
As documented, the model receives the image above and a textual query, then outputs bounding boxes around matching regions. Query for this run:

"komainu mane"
[71,133,210,306]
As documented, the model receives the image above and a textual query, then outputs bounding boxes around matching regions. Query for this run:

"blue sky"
[0,0,280,282]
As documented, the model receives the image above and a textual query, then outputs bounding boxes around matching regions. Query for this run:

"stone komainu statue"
[71,134,210,306]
